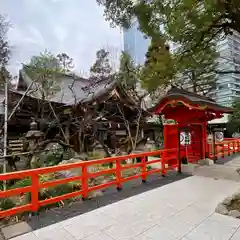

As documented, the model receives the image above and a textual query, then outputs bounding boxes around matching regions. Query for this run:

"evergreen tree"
[97,0,240,48]
[227,98,240,135]
[0,15,11,89]
[56,53,74,73]
[24,50,63,100]
[97,1,221,95]
[141,38,175,93]
[118,51,138,90]
[90,49,112,82]
[176,44,219,94]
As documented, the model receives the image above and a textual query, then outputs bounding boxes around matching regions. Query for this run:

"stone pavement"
[192,154,240,182]
[7,176,240,240]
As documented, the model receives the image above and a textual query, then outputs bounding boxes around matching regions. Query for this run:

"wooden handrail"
[0,148,178,218]
[208,138,240,160]
[1,138,239,219]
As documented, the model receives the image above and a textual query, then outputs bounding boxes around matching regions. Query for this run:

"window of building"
[218,84,229,90]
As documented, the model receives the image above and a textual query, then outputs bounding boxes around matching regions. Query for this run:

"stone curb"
[1,221,32,240]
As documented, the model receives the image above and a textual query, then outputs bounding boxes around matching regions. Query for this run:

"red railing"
[208,139,240,159]
[0,148,178,218]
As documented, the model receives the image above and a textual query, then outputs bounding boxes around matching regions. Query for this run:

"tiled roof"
[150,86,233,113]
[15,70,117,105]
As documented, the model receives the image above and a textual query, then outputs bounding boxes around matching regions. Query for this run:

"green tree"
[0,14,11,89]
[90,49,113,81]
[227,99,240,135]
[118,51,139,90]
[24,50,63,119]
[140,37,218,95]
[56,53,74,73]
[97,1,240,48]
[24,50,62,100]
[97,1,220,94]
[0,15,10,68]
[141,38,175,93]
[176,44,219,94]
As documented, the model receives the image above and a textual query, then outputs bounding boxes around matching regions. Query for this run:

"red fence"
[208,139,240,159]
[0,149,178,218]
[1,138,240,219]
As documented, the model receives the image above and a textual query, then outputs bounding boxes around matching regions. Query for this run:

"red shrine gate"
[151,87,233,165]
[164,124,204,163]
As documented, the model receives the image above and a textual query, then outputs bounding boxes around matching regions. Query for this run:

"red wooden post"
[215,145,218,160]
[221,144,225,158]
[81,165,88,200]
[161,152,166,176]
[163,125,168,149]
[116,159,122,190]
[233,141,236,154]
[201,123,207,158]
[31,174,39,212]
[210,143,214,159]
[141,156,147,183]
[208,143,211,159]
[228,142,230,156]
[177,126,182,173]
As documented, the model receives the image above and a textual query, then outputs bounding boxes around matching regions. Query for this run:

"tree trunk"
[40,93,45,123]
[191,71,197,93]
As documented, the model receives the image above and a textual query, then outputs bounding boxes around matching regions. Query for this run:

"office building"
[213,32,240,107]
[123,19,150,65]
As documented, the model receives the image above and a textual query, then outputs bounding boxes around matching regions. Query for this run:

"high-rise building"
[123,19,150,65]
[213,31,240,107]
[123,19,240,107]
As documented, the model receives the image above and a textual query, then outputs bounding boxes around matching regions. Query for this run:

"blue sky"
[1,0,122,76]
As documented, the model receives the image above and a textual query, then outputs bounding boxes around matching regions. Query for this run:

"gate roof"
[150,87,233,123]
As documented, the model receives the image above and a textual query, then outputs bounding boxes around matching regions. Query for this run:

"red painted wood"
[141,157,147,182]
[0,149,178,218]
[31,175,39,212]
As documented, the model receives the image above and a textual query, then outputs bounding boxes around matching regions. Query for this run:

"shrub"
[88,151,105,160]
[11,178,32,189]
[43,150,63,166]
[147,165,152,171]
[0,198,15,211]
[11,174,80,210]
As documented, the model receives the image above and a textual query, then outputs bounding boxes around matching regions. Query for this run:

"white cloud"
[53,26,68,42]
[3,0,122,76]
[7,28,23,44]
[27,25,44,46]
[23,0,42,9]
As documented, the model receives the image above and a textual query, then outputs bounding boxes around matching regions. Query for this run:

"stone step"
[9,143,23,147]
[9,139,23,142]
[8,139,24,153]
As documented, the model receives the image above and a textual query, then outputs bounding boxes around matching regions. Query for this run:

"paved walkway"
[8,176,240,240]
[192,154,240,182]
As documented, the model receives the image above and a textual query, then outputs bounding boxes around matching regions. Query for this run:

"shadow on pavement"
[215,153,240,165]
[26,172,190,231]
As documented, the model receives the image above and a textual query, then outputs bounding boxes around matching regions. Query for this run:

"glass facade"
[214,31,240,106]
[123,19,150,65]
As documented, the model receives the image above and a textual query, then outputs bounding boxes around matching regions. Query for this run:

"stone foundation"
[198,158,215,166]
